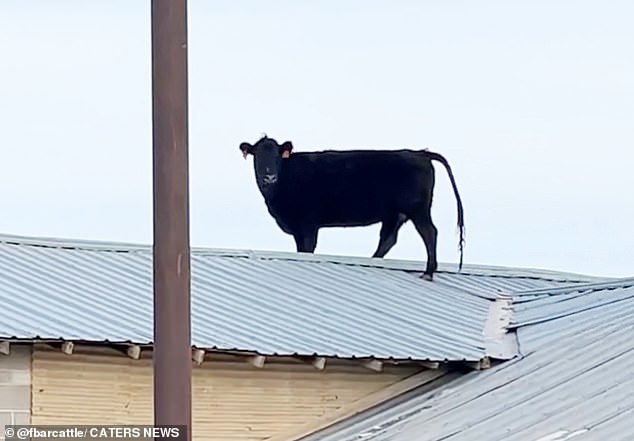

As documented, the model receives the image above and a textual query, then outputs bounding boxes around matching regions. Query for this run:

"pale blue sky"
[1,1,633,277]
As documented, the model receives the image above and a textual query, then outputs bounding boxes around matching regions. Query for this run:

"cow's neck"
[259,184,286,217]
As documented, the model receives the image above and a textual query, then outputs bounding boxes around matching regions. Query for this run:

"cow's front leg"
[293,228,318,253]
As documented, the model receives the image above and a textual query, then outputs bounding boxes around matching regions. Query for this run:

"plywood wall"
[31,350,419,441]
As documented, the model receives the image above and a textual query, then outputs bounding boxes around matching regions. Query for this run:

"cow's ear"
[280,141,293,159]
[240,142,254,159]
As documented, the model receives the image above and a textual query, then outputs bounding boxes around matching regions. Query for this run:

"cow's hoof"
[420,273,433,282]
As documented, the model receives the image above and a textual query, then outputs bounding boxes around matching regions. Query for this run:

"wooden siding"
[31,350,420,440]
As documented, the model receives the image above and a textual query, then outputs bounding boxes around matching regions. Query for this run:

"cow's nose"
[263,174,277,184]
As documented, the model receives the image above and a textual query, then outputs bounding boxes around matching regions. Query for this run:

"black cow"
[240,135,465,281]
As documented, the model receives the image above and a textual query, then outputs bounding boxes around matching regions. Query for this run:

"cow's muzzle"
[263,174,278,185]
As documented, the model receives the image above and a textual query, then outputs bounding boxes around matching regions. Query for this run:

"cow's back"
[274,150,434,227]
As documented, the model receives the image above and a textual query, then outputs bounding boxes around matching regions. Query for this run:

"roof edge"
[512,276,634,298]
[0,337,481,364]
[0,232,609,282]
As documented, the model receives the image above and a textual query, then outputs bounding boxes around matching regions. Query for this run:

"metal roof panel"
[0,233,604,361]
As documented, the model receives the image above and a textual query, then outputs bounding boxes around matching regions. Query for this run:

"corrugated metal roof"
[0,233,607,362]
[301,278,634,441]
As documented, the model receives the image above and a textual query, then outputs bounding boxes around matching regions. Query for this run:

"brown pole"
[151,0,191,439]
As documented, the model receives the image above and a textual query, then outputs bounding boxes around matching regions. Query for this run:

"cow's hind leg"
[293,228,318,253]
[411,209,438,281]
[372,214,407,258]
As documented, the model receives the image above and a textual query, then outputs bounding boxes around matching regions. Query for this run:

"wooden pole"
[151,0,191,439]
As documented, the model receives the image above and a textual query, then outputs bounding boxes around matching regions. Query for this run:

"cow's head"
[240,136,293,193]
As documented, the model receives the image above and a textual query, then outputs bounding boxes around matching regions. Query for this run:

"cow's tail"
[424,151,465,271]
